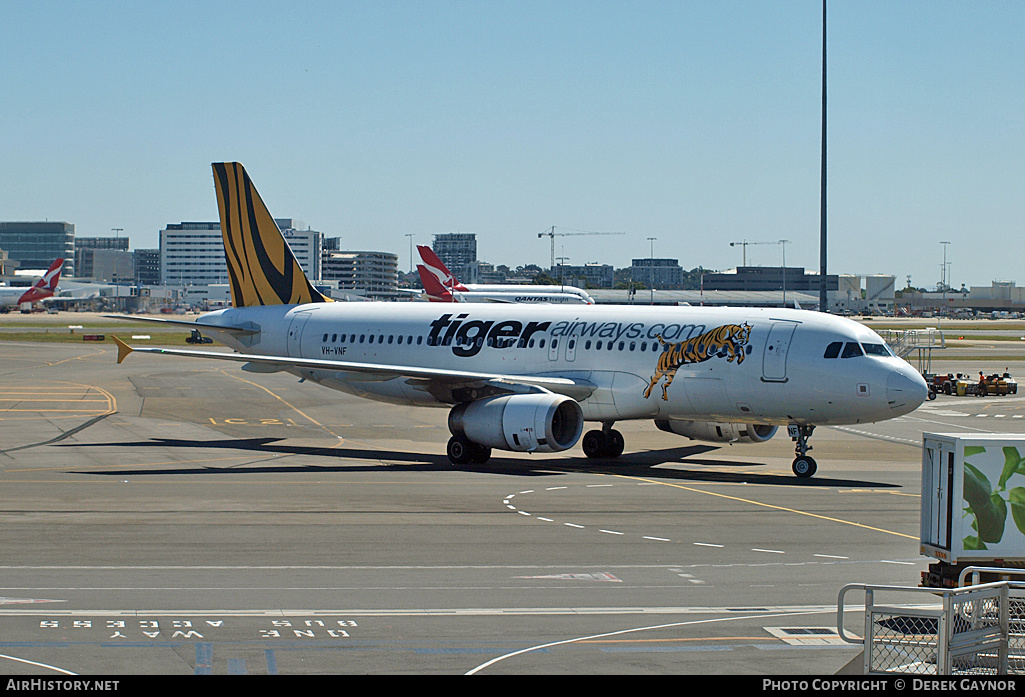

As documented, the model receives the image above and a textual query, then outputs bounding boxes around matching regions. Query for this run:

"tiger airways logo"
[643,323,752,401]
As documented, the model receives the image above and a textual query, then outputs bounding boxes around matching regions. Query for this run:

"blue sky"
[2,1,1022,288]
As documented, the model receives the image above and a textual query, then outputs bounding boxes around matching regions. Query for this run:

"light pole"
[779,239,790,307]
[405,233,414,273]
[941,241,950,304]
[647,237,656,305]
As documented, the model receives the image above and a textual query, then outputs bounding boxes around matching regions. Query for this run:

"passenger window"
[824,342,842,359]
[841,342,864,358]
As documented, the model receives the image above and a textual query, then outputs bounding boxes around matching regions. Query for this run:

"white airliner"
[112,163,928,477]
[0,259,64,308]
[417,245,594,305]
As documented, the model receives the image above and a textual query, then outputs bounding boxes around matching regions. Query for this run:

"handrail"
[957,566,1025,587]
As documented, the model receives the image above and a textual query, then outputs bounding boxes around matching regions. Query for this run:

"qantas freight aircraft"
[0,259,64,309]
[112,163,928,477]
[416,245,593,304]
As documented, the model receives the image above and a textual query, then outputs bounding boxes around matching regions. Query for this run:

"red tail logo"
[17,259,63,304]
[416,265,455,302]
[417,246,467,291]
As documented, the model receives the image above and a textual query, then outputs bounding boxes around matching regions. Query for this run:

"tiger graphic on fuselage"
[643,323,753,401]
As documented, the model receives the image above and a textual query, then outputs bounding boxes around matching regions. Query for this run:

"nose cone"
[887,366,929,413]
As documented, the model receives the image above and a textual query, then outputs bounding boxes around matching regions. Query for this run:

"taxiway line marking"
[612,475,917,540]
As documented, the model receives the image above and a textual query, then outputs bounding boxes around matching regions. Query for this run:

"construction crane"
[729,240,778,266]
[538,226,625,271]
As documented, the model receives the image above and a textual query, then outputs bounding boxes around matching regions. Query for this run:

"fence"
[838,580,1025,674]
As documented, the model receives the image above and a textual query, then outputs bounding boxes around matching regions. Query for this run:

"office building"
[322,250,399,299]
[0,222,75,276]
[134,249,161,286]
[630,258,683,289]
[432,233,477,281]
[160,221,323,286]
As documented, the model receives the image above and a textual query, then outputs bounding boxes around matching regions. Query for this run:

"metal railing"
[838,581,1025,674]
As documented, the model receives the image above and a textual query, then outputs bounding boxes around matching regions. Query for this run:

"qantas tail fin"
[416,245,467,291]
[211,162,331,307]
[417,264,456,302]
[17,258,63,304]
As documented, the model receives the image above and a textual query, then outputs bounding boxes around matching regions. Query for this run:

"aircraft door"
[287,312,312,357]
[762,321,797,382]
[921,439,955,552]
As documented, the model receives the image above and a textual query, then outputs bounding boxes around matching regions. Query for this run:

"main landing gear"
[789,424,817,478]
[582,424,624,459]
[446,434,492,466]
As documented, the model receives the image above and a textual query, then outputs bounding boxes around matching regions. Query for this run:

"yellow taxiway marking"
[0,382,116,419]
[612,474,917,540]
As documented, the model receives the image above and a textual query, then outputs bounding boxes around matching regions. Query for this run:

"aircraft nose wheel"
[792,456,817,478]
[788,424,817,478]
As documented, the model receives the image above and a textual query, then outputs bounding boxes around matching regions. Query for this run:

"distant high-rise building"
[432,233,477,281]
[0,222,75,276]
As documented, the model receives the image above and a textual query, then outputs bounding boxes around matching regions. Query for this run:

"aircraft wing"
[111,337,596,402]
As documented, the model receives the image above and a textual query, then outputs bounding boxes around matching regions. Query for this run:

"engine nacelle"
[449,394,584,453]
[654,419,777,444]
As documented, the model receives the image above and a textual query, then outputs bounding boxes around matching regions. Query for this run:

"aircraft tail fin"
[416,245,466,291]
[17,258,63,304]
[417,264,456,302]
[211,162,332,307]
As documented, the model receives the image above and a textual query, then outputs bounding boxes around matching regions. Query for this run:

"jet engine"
[449,393,584,453]
[654,419,777,444]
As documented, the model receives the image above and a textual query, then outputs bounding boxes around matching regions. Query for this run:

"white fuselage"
[197,303,928,428]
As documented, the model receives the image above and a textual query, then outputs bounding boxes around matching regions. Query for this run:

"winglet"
[112,336,134,364]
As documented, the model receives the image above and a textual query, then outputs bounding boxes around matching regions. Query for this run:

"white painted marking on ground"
[694,542,724,548]
[752,548,785,555]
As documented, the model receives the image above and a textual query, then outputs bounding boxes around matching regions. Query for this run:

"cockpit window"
[840,342,864,358]
[823,342,842,359]
[861,343,892,357]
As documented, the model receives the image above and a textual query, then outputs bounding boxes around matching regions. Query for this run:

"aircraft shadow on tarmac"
[62,436,899,489]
